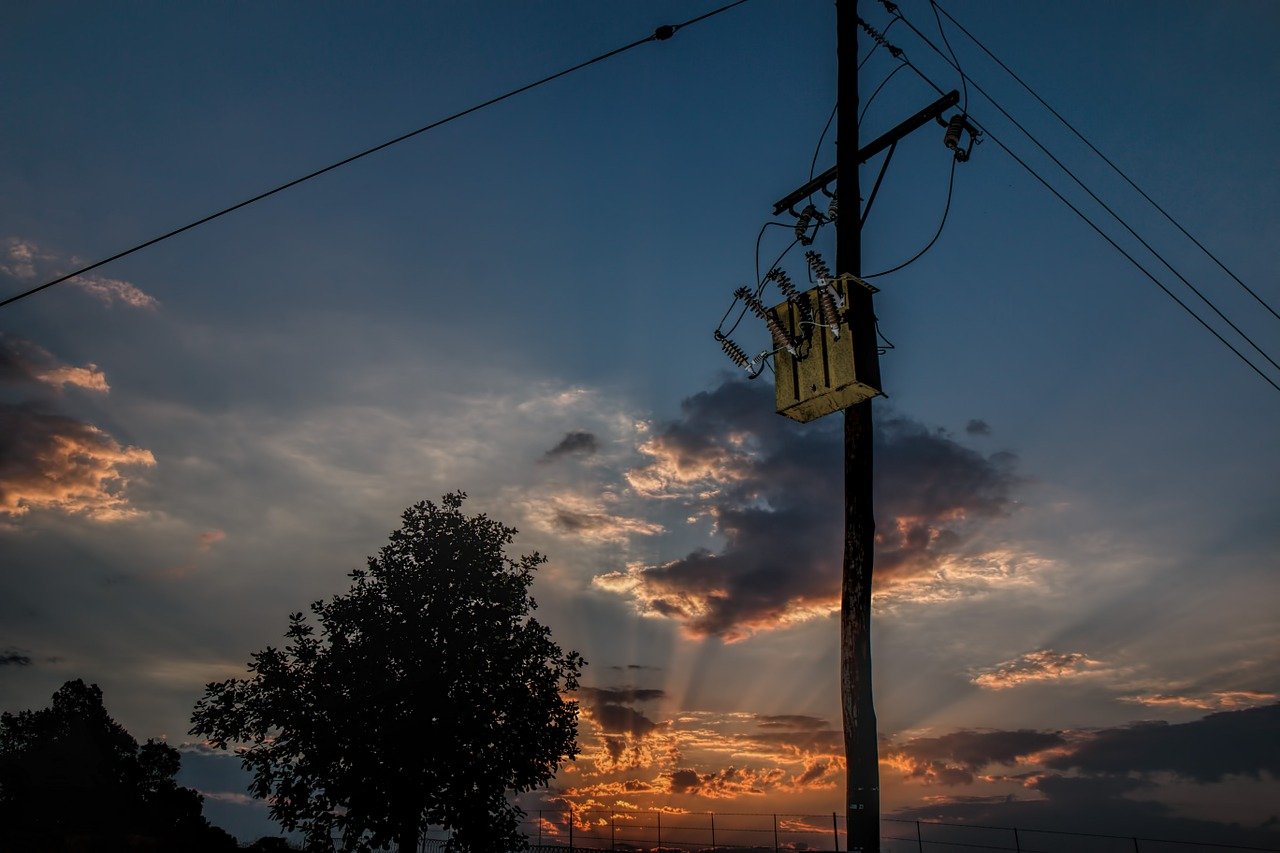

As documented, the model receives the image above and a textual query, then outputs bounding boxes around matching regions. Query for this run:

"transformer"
[771,274,882,422]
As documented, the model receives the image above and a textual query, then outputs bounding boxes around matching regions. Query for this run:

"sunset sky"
[2,0,1277,847]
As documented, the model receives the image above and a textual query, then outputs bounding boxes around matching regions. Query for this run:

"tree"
[0,678,236,852]
[191,492,585,853]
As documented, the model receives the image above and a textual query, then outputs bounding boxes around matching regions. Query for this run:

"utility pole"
[836,2,880,852]
[755,5,964,850]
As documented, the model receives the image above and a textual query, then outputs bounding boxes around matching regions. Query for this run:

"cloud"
[542,431,599,461]
[970,650,1106,689]
[70,274,158,309]
[886,707,1280,847]
[966,419,991,436]
[1119,690,1276,711]
[0,649,33,666]
[1,238,156,308]
[1043,703,1280,783]
[0,403,155,520]
[594,380,1025,640]
[755,714,830,730]
[198,530,227,552]
[884,729,1068,786]
[0,333,109,392]
[521,490,664,543]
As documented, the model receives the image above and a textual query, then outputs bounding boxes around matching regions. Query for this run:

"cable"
[930,0,967,112]
[865,155,957,278]
[932,0,1280,324]
[809,102,838,184]
[859,62,908,124]
[887,4,1280,376]
[878,33,1280,393]
[880,5,1280,384]
[858,15,899,69]
[0,0,753,311]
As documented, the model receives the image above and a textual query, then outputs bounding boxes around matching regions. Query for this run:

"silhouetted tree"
[191,492,584,853]
[0,678,236,852]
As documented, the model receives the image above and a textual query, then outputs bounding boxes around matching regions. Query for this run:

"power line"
[856,14,1280,393]
[887,4,1280,376]
[875,3,1280,386]
[0,0,753,311]
[932,0,1280,324]
[864,155,957,278]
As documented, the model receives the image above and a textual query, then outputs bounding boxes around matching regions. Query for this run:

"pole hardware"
[772,90,960,216]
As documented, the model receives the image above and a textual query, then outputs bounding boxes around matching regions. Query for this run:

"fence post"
[538,810,542,848]
[916,820,923,853]
[710,811,716,850]
[611,812,616,851]
[657,811,662,851]
[568,806,573,852]
[1133,838,1141,852]
[774,813,779,853]
[833,812,840,851]
[1012,827,1020,852]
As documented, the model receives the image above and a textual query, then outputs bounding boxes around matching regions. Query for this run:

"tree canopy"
[0,678,235,852]
[191,492,585,852]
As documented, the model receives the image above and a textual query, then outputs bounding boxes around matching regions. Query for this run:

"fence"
[415,809,1280,853]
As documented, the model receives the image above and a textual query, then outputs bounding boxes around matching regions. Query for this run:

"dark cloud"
[542,431,598,461]
[756,714,829,730]
[1044,703,1280,783]
[596,380,1021,639]
[579,687,662,737]
[0,648,33,666]
[886,729,1066,786]
[966,419,992,436]
[581,687,664,705]
[606,664,661,672]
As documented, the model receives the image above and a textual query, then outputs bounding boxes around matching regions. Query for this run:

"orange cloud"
[198,529,227,551]
[1119,690,1276,711]
[970,650,1106,690]
[1,238,156,308]
[1,333,109,392]
[0,405,155,520]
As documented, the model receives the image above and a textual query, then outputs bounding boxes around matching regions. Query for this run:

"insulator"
[794,204,818,246]
[817,283,841,339]
[805,250,832,282]
[826,194,838,223]
[733,285,752,302]
[767,268,798,300]
[718,334,751,371]
[742,290,796,354]
[944,114,965,152]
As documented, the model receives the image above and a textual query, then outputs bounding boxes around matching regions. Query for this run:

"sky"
[1,0,1278,848]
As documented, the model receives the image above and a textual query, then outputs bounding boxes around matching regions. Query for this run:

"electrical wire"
[859,62,908,124]
[864,155,957,278]
[0,0,753,311]
[866,20,1280,393]
[858,15,899,69]
[930,0,967,112]
[886,4,1280,377]
[810,103,838,184]
[932,0,1280,324]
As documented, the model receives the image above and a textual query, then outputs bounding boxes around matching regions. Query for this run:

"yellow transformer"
[772,274,882,423]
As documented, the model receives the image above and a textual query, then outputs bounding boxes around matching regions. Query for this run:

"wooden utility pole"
[765,8,959,851]
[837,1,880,851]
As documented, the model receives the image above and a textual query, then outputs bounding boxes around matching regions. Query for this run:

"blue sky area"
[2,0,1277,846]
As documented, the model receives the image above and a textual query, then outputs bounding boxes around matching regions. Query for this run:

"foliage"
[0,678,235,852]
[191,492,585,852]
